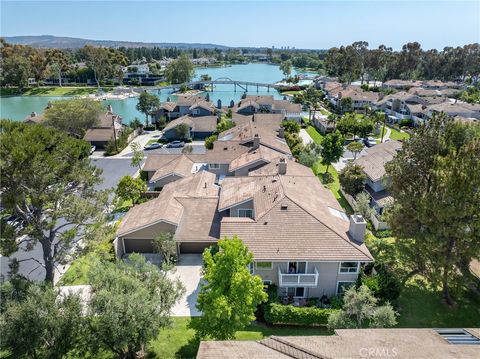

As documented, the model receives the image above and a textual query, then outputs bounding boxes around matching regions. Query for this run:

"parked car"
[166,141,185,148]
[90,146,96,155]
[363,137,377,147]
[144,143,163,151]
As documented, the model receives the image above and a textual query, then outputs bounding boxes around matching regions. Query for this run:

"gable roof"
[163,115,217,133]
[228,145,282,172]
[149,154,196,183]
[355,140,402,181]
[117,171,218,237]
[219,175,372,262]
[249,157,316,177]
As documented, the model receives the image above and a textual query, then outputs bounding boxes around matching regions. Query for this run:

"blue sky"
[1,1,479,49]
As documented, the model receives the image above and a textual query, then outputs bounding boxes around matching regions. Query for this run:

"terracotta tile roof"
[163,115,217,133]
[198,329,480,359]
[229,145,281,172]
[174,197,223,242]
[355,140,402,182]
[249,158,316,177]
[117,171,218,237]
[83,128,116,142]
[219,175,372,262]
[150,155,195,183]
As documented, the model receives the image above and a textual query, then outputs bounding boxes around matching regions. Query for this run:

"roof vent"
[281,204,288,210]
[263,185,266,192]
[223,147,228,150]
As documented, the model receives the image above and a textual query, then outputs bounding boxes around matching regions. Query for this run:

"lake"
[0,63,316,123]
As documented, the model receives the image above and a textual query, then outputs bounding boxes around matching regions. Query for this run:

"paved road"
[90,157,140,191]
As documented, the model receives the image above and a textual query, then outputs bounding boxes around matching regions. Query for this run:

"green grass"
[312,159,353,214]
[305,125,324,145]
[387,126,410,141]
[396,279,480,328]
[281,90,303,96]
[150,317,331,359]
[1,86,113,97]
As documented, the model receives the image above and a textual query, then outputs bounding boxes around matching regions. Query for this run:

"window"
[263,280,272,286]
[287,287,305,297]
[238,208,253,218]
[287,261,307,274]
[255,262,273,270]
[435,329,480,345]
[336,281,355,295]
[339,262,359,273]
[247,263,254,274]
[208,163,220,169]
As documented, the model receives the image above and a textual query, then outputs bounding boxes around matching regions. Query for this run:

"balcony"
[278,267,319,287]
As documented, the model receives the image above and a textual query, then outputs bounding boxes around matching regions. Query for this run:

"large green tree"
[165,53,194,84]
[1,55,31,88]
[0,121,109,283]
[87,254,184,358]
[84,45,111,88]
[136,92,160,126]
[320,130,345,173]
[193,237,267,340]
[44,98,104,137]
[0,284,84,358]
[46,49,69,87]
[339,163,367,196]
[115,175,146,205]
[386,114,480,305]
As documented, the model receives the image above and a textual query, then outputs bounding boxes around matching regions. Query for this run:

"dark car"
[166,140,185,148]
[363,137,377,147]
[144,143,163,151]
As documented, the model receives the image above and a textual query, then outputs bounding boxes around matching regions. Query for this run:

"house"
[426,102,480,120]
[162,115,217,140]
[115,157,373,298]
[153,95,216,121]
[382,79,423,90]
[197,328,480,359]
[115,171,223,254]
[328,85,380,111]
[83,106,126,149]
[218,171,372,298]
[235,96,302,121]
[354,140,402,229]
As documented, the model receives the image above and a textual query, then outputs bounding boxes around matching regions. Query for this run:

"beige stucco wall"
[252,261,361,298]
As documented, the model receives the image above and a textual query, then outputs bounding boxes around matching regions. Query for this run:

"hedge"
[264,303,337,326]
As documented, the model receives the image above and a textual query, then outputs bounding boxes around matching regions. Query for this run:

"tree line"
[324,41,480,84]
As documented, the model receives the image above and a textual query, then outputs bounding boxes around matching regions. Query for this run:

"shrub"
[143,125,156,131]
[205,134,217,150]
[329,295,344,309]
[282,120,301,134]
[375,229,393,238]
[375,263,402,304]
[264,303,337,326]
[399,118,413,128]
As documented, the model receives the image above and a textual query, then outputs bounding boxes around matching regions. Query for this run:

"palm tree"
[326,113,338,131]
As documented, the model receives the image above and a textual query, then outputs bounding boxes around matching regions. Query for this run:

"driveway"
[170,254,203,317]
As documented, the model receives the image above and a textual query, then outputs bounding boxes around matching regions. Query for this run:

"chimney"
[217,99,222,109]
[107,104,113,112]
[252,134,260,150]
[349,215,367,243]
[278,158,287,175]
[278,126,285,138]
[31,112,37,117]
[229,100,234,108]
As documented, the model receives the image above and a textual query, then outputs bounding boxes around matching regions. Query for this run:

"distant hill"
[4,35,231,50]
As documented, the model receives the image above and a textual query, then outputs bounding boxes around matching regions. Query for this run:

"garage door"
[179,242,213,254]
[124,238,154,253]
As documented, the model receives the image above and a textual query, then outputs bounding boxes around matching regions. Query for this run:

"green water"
[0,63,316,123]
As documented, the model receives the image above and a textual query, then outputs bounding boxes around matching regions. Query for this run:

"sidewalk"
[299,128,314,145]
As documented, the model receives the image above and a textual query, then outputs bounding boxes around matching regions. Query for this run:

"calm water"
[0,63,316,123]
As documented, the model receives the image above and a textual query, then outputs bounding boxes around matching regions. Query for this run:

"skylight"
[435,329,480,345]
[328,207,349,221]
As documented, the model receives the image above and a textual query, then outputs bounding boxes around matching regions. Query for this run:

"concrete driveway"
[170,254,204,317]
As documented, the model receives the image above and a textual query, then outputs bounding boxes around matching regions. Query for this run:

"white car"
[363,137,376,147]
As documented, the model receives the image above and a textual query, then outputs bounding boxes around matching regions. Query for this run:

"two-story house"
[153,95,216,121]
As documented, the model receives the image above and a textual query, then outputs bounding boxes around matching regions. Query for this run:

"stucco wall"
[228,199,254,217]
[119,221,176,240]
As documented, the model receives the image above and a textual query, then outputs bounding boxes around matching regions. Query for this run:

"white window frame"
[255,261,273,270]
[336,281,355,295]
[286,287,306,298]
[238,208,253,218]
[339,262,359,274]
[208,163,220,169]
[287,261,308,274]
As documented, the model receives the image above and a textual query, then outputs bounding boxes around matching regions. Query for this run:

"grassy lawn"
[150,317,331,359]
[1,86,113,97]
[305,125,324,144]
[280,90,303,96]
[387,126,410,141]
[396,278,480,328]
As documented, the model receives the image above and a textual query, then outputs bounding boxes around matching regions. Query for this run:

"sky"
[1,1,479,50]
